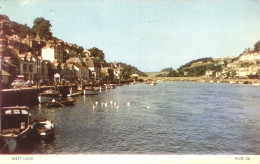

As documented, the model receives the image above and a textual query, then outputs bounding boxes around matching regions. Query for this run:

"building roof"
[75,65,88,70]
[66,57,83,64]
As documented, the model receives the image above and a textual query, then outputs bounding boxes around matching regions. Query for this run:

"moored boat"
[32,118,55,139]
[83,86,99,95]
[38,89,61,103]
[151,81,157,86]
[67,87,80,97]
[0,106,33,152]
[252,82,260,86]
[46,98,76,107]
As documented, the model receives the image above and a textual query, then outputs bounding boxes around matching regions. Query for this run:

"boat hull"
[83,90,99,95]
[46,99,75,107]
[67,93,80,97]
[38,95,61,103]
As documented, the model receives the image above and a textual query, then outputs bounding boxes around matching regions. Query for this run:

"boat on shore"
[0,106,33,153]
[38,89,61,103]
[46,98,76,107]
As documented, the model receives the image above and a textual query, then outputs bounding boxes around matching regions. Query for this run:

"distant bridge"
[138,76,260,83]
[138,76,203,82]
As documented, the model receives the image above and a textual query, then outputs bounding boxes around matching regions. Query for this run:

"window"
[5,110,12,114]
[21,110,28,114]
[13,110,20,114]
[23,64,27,72]
[29,65,33,72]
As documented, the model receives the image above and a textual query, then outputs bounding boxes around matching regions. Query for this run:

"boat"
[32,118,55,139]
[67,87,80,97]
[83,86,99,95]
[103,84,111,89]
[151,81,157,86]
[38,89,61,103]
[230,81,237,84]
[110,84,116,89]
[46,98,76,107]
[252,82,260,86]
[0,106,33,153]
[99,86,106,90]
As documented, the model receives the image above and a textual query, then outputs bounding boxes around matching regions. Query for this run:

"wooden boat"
[32,118,55,139]
[38,89,61,103]
[0,106,33,152]
[46,98,76,107]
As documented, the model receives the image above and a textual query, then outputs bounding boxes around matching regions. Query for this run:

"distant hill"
[117,62,148,77]
[178,57,215,70]
[160,67,173,72]
[145,72,168,77]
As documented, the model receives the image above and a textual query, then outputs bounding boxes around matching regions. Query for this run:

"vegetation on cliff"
[116,62,148,78]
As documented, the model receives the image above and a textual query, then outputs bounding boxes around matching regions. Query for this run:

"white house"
[41,43,63,63]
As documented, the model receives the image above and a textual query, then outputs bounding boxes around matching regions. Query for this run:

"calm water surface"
[19,82,260,154]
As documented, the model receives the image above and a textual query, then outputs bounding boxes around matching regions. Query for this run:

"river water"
[17,82,260,154]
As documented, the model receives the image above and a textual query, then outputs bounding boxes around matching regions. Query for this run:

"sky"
[1,0,260,72]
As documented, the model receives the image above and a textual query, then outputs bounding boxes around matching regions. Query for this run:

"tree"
[161,67,173,72]
[254,40,260,52]
[88,47,105,63]
[32,17,52,40]
[12,22,34,38]
[168,70,179,77]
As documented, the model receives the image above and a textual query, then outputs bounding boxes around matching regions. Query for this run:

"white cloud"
[20,0,37,6]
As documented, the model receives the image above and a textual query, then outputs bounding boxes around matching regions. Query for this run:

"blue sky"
[1,0,260,72]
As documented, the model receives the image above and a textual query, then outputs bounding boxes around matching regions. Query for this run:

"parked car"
[11,80,32,88]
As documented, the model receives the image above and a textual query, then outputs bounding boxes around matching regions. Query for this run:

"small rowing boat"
[46,98,76,107]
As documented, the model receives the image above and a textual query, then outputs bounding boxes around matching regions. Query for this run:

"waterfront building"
[111,63,124,80]
[59,63,76,81]
[17,52,36,80]
[41,60,49,80]
[74,65,90,81]
[43,60,57,80]
[236,68,250,78]
[85,56,102,80]
[205,70,213,77]
[41,41,63,63]
[238,51,260,63]
[66,63,76,81]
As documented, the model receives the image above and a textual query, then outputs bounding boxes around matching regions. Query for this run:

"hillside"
[145,72,169,77]
[117,62,148,77]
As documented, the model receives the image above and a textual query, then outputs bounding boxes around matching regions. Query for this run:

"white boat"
[67,87,80,97]
[32,118,55,139]
[83,86,99,95]
[38,89,61,103]
[252,83,260,86]
[151,81,157,86]
[230,81,237,84]
[83,89,99,95]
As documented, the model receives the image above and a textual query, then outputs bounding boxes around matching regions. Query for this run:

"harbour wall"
[1,85,70,107]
